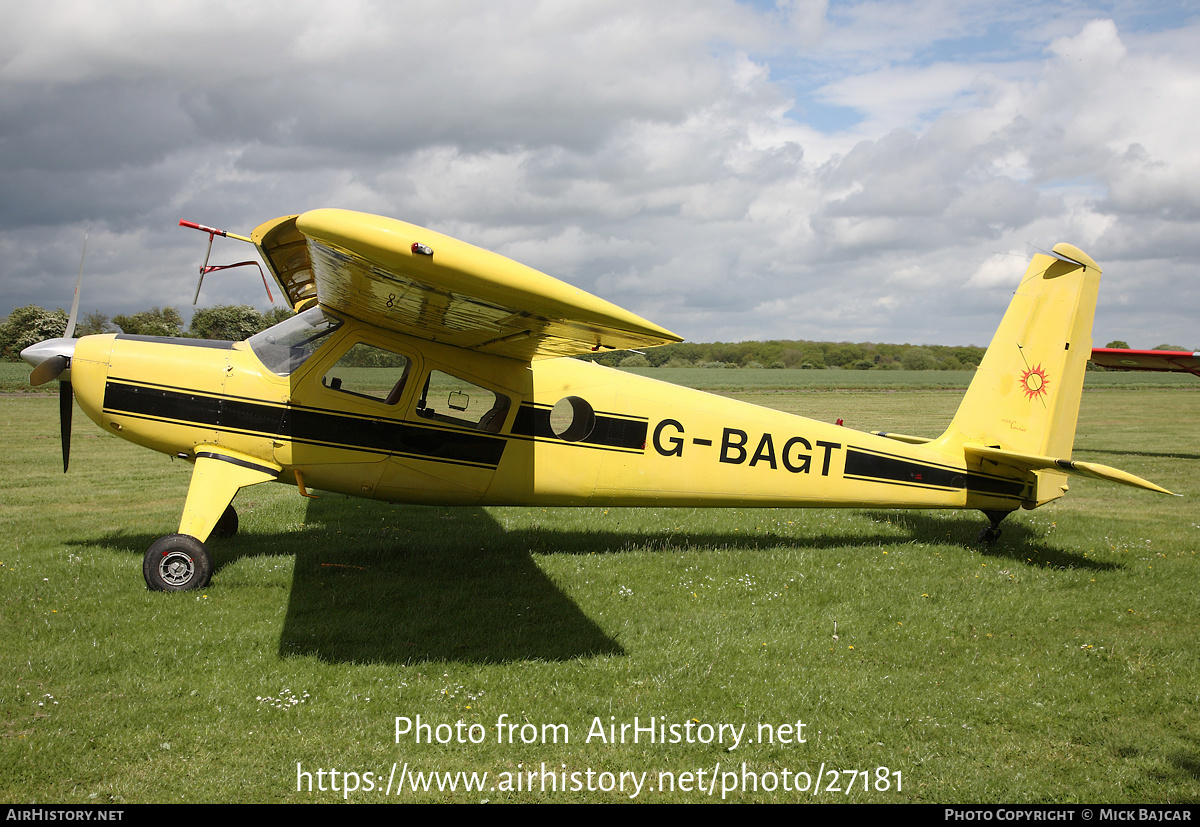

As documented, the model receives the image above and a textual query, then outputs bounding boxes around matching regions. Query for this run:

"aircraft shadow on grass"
[82,495,1116,663]
[1165,735,1200,785]
[859,511,1121,573]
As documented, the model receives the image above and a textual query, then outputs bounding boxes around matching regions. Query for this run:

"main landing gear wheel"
[213,505,238,538]
[144,534,212,592]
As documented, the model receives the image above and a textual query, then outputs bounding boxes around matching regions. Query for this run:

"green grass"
[2,380,1199,803]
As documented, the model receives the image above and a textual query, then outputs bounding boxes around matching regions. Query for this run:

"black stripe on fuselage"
[103,380,506,468]
[510,402,647,452]
[844,447,1026,500]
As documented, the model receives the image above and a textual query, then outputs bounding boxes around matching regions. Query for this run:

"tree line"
[2,303,1191,368]
[585,338,1192,370]
[0,305,294,361]
[583,340,989,370]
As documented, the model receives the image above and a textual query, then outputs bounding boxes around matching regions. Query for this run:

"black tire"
[977,526,1002,546]
[212,505,238,538]
[144,534,212,592]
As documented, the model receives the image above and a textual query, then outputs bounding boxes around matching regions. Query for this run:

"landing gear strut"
[213,505,238,538]
[977,510,1011,546]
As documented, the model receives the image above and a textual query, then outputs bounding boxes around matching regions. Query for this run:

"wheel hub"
[159,551,195,587]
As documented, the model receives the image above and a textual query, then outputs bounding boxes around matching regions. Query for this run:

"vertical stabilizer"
[935,245,1100,461]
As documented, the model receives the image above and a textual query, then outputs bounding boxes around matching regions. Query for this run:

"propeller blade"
[29,354,69,387]
[60,380,73,473]
[65,227,88,338]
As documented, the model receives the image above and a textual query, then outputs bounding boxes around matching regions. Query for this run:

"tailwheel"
[144,534,212,592]
[976,510,1011,546]
[977,525,1002,545]
[213,505,238,538]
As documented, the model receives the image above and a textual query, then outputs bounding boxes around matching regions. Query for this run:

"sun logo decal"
[1020,364,1049,401]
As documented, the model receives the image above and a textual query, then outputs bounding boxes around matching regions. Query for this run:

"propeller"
[29,353,69,387]
[24,338,78,473]
[22,229,86,472]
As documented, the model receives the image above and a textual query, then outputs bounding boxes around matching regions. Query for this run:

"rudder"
[935,244,1101,460]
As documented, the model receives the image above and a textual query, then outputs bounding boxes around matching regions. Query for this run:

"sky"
[2,0,1198,348]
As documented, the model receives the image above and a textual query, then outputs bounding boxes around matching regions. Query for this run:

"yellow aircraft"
[21,209,1174,591]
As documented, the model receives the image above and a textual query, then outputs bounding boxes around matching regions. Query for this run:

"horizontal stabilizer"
[965,444,1176,496]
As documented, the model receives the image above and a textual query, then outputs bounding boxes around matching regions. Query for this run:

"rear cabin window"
[415,370,510,433]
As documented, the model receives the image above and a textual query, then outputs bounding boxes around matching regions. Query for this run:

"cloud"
[1,3,1198,351]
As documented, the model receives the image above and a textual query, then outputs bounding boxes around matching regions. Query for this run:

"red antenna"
[179,220,273,305]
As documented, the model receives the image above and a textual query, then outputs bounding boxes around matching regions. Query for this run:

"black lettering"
[816,441,841,476]
[653,419,685,457]
[749,433,777,469]
[720,428,748,464]
[782,436,812,473]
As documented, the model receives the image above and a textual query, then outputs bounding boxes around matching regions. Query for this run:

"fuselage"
[66,308,1031,515]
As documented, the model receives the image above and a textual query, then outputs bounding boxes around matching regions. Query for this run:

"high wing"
[252,209,682,361]
[1090,347,1200,377]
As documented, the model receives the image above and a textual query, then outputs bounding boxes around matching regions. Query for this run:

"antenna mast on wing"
[179,219,274,305]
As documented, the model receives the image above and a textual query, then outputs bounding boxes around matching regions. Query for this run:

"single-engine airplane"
[21,209,1175,591]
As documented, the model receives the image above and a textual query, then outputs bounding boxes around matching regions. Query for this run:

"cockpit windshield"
[248,306,343,376]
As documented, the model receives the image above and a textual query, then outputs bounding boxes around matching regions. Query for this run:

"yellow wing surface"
[252,209,682,361]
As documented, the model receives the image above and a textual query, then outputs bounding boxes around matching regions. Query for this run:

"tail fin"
[936,244,1099,458]
[933,244,1172,504]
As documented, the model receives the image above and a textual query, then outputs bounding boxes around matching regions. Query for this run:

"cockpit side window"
[248,307,343,376]
[321,343,412,405]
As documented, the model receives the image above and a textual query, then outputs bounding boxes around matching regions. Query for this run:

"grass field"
[2,370,1198,803]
